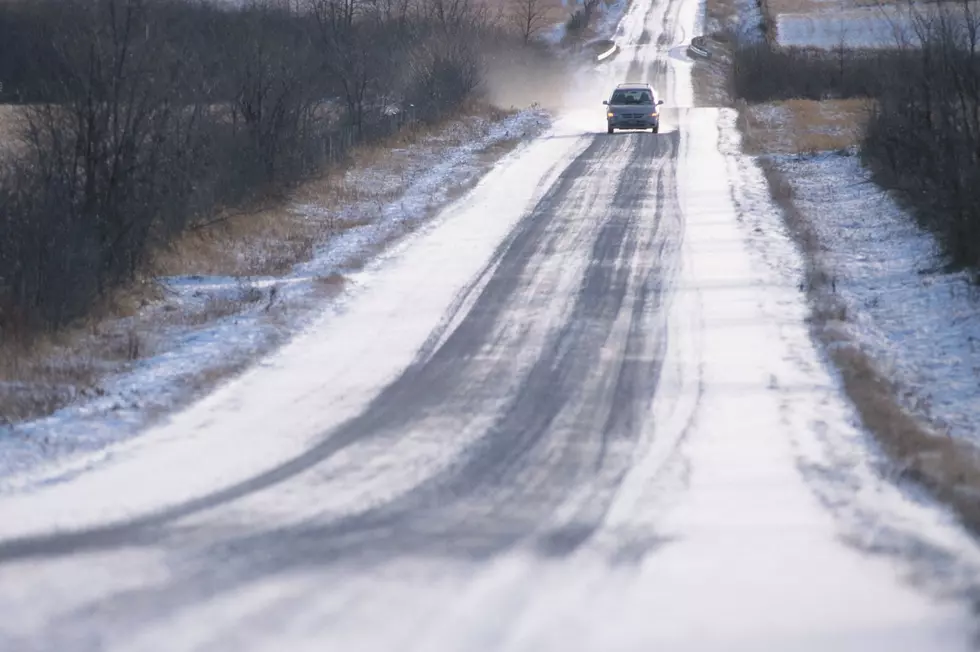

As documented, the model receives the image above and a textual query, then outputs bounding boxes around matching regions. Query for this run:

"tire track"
[0,136,648,564]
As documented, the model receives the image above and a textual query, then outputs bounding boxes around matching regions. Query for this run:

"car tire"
[607,126,614,134]
[652,126,659,134]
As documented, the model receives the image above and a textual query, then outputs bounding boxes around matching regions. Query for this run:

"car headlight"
[650,112,659,117]
[607,112,614,118]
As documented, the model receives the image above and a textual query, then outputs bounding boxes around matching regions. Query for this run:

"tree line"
[0,0,559,338]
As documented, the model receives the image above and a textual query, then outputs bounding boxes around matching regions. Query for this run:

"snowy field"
[775,1,980,48]
[773,150,980,445]
[776,8,910,48]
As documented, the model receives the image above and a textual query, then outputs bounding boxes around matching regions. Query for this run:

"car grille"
[620,113,647,119]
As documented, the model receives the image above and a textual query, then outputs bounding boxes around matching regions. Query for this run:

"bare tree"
[223,2,322,186]
[309,0,394,134]
[511,0,552,44]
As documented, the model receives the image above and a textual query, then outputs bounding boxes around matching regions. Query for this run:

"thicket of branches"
[862,4,980,271]
[566,0,601,35]
[728,2,980,274]
[732,42,892,101]
[0,0,546,337]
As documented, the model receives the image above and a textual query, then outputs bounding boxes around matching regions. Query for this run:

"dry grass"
[738,98,869,154]
[0,314,150,424]
[756,152,980,537]
[153,201,319,278]
[0,275,282,424]
[155,103,515,279]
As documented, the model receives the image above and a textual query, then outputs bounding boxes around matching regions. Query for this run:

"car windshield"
[610,89,653,105]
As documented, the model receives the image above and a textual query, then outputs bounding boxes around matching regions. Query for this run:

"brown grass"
[756,151,980,537]
[153,201,319,278]
[155,103,516,279]
[0,315,150,424]
[738,98,869,155]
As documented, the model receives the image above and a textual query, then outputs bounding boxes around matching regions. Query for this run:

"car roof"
[615,82,653,89]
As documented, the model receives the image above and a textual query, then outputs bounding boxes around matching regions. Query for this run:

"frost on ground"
[770,151,980,446]
[772,1,980,48]
[594,0,629,38]
[0,109,551,489]
[775,7,911,48]
[740,99,867,155]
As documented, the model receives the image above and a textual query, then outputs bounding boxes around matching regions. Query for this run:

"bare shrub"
[732,40,895,102]
[0,0,213,336]
[565,0,600,35]
[861,3,980,272]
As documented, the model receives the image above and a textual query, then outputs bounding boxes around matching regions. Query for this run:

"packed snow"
[776,8,912,48]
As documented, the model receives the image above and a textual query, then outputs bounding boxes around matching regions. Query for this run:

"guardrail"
[687,36,711,59]
[596,43,619,62]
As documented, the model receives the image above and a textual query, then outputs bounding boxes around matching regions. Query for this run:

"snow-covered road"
[3,0,980,647]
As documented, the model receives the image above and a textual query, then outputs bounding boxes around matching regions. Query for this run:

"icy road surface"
[2,0,980,646]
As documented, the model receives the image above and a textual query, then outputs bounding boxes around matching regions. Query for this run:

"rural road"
[2,0,980,648]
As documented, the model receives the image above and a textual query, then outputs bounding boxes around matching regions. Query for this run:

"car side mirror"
[602,100,608,105]
[657,99,664,105]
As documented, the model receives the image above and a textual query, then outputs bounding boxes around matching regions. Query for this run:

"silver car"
[603,82,664,134]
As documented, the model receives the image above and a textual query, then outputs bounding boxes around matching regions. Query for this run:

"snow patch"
[772,150,980,445]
